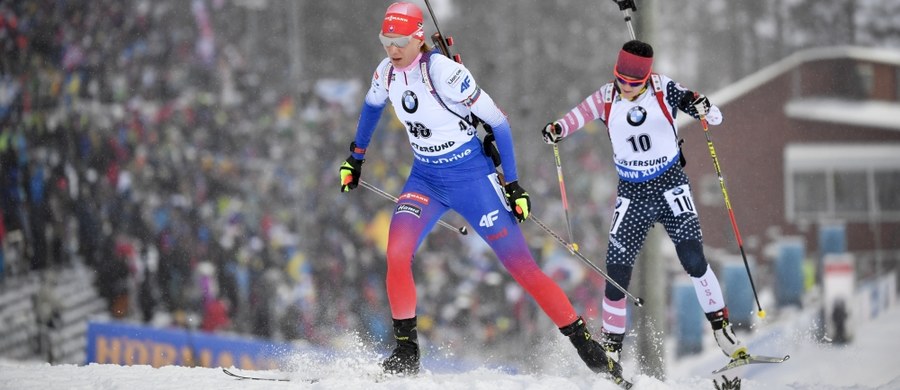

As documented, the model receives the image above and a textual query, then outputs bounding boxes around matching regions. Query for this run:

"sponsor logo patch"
[626,106,648,126]
[402,90,418,113]
[460,76,471,93]
[398,192,430,205]
[384,15,409,23]
[486,227,508,241]
[396,203,422,217]
[446,69,463,86]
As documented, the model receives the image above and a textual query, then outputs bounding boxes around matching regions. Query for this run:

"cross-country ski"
[221,367,295,382]
[1,0,898,390]
[711,354,791,374]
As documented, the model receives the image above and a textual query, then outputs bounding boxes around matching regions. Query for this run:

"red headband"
[615,49,653,79]
[382,3,425,40]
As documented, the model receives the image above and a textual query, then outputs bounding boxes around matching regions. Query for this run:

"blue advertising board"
[86,322,299,369]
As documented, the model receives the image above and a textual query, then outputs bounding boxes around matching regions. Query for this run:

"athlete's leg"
[657,175,725,313]
[452,172,623,376]
[658,171,745,357]
[384,176,449,320]
[451,173,578,327]
[602,190,654,335]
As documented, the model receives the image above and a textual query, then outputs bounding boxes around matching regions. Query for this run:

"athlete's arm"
[434,57,523,183]
[555,85,609,137]
[351,58,392,160]
[665,77,724,126]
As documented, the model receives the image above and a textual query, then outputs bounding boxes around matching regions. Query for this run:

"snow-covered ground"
[2,301,898,390]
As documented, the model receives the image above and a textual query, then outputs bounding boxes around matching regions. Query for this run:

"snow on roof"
[712,46,900,107]
[678,46,900,128]
[785,142,900,170]
[784,98,900,131]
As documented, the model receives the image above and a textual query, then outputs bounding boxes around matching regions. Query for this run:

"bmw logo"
[673,187,684,195]
[402,90,418,113]
[616,198,622,208]
[626,106,647,126]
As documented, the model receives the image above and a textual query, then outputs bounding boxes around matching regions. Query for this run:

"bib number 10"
[663,184,696,217]
[626,134,652,152]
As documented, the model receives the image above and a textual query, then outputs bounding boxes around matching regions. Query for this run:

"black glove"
[693,94,711,117]
[611,0,637,12]
[504,181,531,223]
[680,92,711,117]
[339,156,364,192]
[541,122,563,144]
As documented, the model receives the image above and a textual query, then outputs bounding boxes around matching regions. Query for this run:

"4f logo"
[460,76,471,93]
[479,210,500,228]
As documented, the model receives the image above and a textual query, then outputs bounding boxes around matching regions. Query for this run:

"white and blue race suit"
[350,50,581,327]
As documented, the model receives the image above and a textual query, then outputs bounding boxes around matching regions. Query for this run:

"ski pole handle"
[610,0,638,39]
[612,0,637,12]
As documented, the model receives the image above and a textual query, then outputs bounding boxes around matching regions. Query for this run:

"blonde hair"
[419,41,432,53]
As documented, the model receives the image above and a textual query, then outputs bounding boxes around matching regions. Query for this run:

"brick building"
[678,46,900,279]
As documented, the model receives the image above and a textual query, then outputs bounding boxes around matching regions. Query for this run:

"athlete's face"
[615,72,649,100]
[381,32,423,68]
[616,79,643,100]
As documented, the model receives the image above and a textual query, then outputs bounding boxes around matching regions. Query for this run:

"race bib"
[609,196,631,235]
[489,173,511,212]
[663,184,697,217]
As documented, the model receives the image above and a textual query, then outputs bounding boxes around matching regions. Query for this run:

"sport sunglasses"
[614,68,650,87]
[379,33,413,48]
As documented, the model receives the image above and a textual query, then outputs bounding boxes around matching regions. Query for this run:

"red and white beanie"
[382,2,425,40]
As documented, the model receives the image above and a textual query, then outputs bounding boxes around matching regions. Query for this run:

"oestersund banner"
[85,321,302,369]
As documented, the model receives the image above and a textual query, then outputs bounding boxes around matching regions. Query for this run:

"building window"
[833,171,868,214]
[856,63,874,98]
[699,174,722,207]
[876,171,900,212]
[896,67,900,102]
[792,172,827,213]
[785,144,900,222]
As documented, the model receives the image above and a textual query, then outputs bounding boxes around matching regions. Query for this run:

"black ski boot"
[600,329,625,363]
[381,317,420,375]
[560,317,626,382]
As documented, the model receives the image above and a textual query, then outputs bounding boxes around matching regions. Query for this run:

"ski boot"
[381,317,420,375]
[560,317,626,383]
[600,329,625,363]
[706,308,747,359]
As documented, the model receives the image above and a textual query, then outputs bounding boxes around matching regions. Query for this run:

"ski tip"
[783,354,791,361]
[612,375,633,389]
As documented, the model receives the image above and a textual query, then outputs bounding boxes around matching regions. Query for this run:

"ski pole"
[530,215,643,307]
[611,0,638,40]
[359,180,468,236]
[552,144,578,254]
[698,115,765,319]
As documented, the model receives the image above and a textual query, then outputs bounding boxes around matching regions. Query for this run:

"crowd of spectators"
[0,0,620,366]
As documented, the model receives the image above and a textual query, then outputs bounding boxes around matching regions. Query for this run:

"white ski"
[221,367,312,383]
[711,354,790,374]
